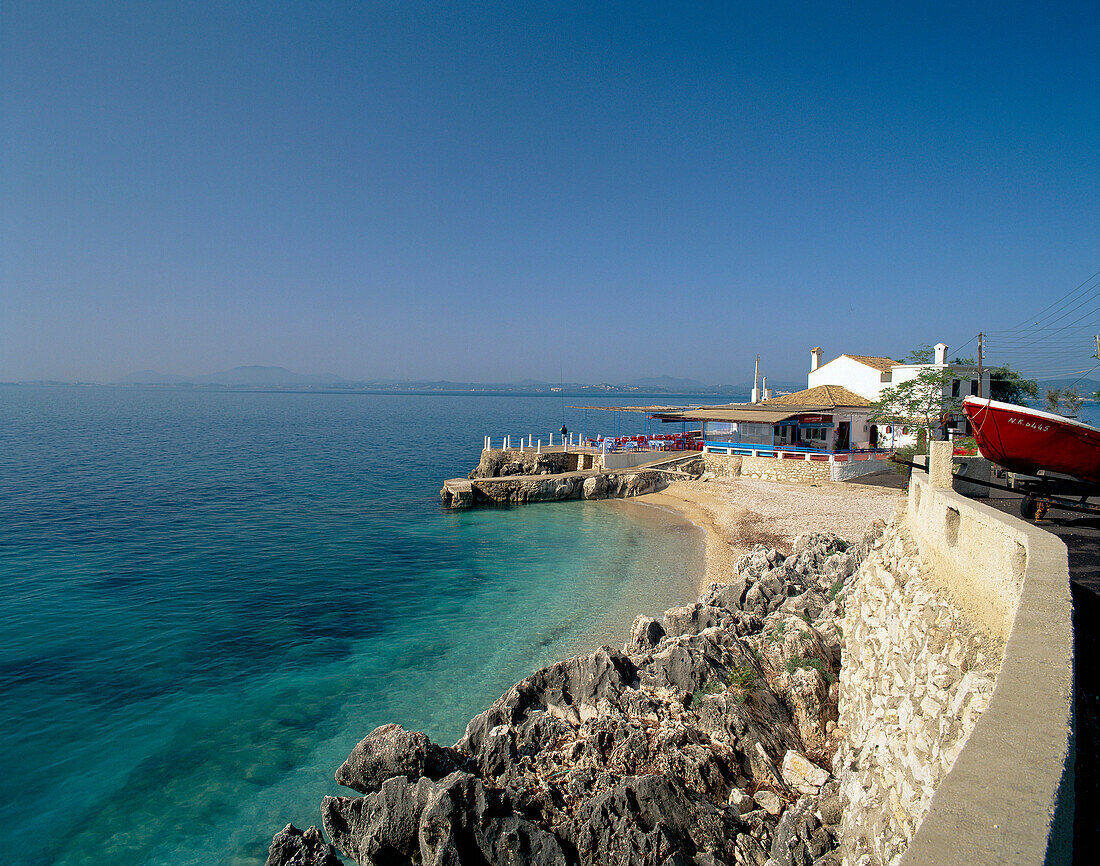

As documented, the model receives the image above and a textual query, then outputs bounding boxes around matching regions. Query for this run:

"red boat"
[962,395,1100,486]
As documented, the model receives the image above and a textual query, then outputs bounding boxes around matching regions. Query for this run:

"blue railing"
[702,441,894,460]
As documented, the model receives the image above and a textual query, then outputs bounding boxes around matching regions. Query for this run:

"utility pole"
[977,333,983,397]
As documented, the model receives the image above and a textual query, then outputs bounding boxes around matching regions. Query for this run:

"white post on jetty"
[537,440,542,454]
[550,432,554,447]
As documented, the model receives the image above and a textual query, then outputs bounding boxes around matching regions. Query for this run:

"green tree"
[904,344,933,364]
[870,367,960,442]
[987,364,1038,406]
[1044,387,1064,413]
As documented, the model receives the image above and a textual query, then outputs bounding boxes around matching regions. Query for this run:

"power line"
[997,268,1100,334]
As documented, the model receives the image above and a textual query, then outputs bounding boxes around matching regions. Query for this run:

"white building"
[807,343,991,446]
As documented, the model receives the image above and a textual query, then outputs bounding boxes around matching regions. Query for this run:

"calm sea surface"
[0,386,707,865]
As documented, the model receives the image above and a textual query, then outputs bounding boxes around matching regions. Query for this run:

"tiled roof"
[841,354,897,372]
[762,385,874,409]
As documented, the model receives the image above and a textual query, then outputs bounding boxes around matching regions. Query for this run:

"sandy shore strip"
[630,476,907,594]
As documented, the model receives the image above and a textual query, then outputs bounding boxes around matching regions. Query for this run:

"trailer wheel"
[1020,496,1039,520]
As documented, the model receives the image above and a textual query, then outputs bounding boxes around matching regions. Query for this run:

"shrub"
[785,656,837,685]
[725,664,758,691]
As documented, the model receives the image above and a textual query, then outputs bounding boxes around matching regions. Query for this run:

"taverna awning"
[677,407,801,424]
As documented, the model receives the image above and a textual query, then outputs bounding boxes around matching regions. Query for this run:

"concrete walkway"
[976,486,1098,858]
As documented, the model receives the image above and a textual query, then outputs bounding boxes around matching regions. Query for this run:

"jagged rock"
[322,772,567,866]
[458,647,637,763]
[770,797,831,866]
[780,751,830,796]
[569,775,739,865]
[753,789,783,816]
[664,603,737,637]
[703,576,748,611]
[727,788,755,815]
[269,527,883,866]
[625,615,666,653]
[335,724,462,794]
[817,796,842,827]
[264,824,343,866]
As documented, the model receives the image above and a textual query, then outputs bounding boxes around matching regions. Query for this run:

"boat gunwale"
[962,395,1100,437]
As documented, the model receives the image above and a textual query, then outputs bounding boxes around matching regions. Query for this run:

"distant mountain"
[115,366,346,388]
[626,376,711,391]
[106,370,794,395]
[115,370,191,385]
[1035,377,1100,394]
[205,366,346,387]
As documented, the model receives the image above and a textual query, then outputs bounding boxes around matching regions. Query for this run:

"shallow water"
[0,386,705,865]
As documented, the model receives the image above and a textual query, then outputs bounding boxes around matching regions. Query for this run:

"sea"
[0,386,712,866]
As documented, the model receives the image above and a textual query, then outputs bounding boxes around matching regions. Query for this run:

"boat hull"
[962,396,1100,485]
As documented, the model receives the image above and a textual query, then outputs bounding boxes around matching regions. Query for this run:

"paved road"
[978,488,1098,862]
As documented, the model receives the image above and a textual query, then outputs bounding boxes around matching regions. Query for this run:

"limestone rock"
[780,750,829,795]
[569,774,739,865]
[582,474,608,499]
[322,772,567,866]
[268,526,890,866]
[624,615,665,653]
[264,824,343,866]
[335,723,462,794]
[753,788,783,815]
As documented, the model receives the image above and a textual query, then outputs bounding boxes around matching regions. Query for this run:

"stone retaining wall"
[835,470,1073,865]
[834,521,1003,864]
[702,452,893,484]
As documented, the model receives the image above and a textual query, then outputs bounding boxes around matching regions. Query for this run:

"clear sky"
[3,2,1097,384]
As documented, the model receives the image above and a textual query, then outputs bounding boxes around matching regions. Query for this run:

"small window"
[951,379,961,397]
[970,379,979,395]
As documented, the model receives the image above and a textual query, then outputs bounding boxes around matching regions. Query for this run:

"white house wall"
[807,356,887,399]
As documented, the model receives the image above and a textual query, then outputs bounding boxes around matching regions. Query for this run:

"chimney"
[810,347,823,372]
[761,376,769,400]
[934,343,948,365]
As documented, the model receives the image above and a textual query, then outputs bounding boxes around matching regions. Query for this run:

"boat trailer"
[891,456,1100,521]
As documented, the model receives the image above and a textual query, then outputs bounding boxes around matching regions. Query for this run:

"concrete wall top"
[901,472,1073,865]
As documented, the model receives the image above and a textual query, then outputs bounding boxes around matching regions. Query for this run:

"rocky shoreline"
[264,528,881,866]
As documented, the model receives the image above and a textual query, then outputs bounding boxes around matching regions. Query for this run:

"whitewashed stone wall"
[833,519,1004,865]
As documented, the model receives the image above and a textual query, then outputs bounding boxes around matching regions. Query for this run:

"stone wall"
[833,520,1002,864]
[834,471,1073,866]
[703,452,832,483]
[702,452,893,485]
[701,452,742,479]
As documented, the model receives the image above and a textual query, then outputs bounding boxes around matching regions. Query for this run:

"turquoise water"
[0,387,704,865]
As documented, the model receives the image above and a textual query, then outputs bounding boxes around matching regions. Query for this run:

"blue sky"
[2,2,1097,384]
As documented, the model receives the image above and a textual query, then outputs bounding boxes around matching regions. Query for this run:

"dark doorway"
[836,421,850,450]
[869,424,878,448]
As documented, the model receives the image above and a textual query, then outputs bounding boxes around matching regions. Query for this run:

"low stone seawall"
[443,449,702,507]
[835,470,1073,865]
[445,469,671,507]
[702,452,893,484]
